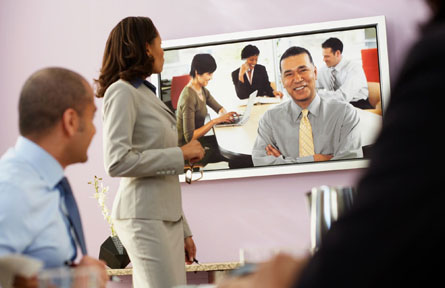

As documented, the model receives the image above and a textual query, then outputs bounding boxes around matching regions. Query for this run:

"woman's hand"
[238,63,251,82]
[214,112,239,125]
[184,236,197,264]
[181,140,205,163]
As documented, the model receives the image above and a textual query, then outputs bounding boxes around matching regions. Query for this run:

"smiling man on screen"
[251,46,362,166]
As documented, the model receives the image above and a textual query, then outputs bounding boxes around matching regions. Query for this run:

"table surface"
[107,261,243,276]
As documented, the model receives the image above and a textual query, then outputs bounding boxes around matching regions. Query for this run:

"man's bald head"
[19,67,92,137]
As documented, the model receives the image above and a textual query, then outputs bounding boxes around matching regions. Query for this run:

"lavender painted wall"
[0,0,430,267]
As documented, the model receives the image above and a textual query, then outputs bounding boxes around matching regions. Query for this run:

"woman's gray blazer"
[102,79,191,236]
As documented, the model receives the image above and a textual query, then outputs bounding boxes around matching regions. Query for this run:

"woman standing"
[176,53,237,165]
[96,17,204,288]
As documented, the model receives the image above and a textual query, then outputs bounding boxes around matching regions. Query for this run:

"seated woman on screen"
[231,44,283,100]
[176,53,237,165]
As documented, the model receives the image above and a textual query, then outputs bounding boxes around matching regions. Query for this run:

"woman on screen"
[231,44,283,99]
[95,16,205,288]
[176,53,237,165]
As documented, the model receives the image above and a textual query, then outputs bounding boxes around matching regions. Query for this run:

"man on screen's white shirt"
[316,37,372,109]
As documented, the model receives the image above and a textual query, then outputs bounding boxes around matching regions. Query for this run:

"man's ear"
[61,108,79,137]
[335,50,342,58]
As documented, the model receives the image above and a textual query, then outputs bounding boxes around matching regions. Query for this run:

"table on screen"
[213,101,382,156]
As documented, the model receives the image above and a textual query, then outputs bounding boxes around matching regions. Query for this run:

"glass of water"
[38,266,101,288]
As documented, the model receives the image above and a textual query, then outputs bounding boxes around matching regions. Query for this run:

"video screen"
[156,16,389,180]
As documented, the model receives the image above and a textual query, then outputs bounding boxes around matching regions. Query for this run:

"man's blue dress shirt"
[0,136,75,268]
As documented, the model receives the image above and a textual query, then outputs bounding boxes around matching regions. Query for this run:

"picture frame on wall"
[151,16,390,181]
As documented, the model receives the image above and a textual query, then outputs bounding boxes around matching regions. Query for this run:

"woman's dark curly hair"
[95,16,158,98]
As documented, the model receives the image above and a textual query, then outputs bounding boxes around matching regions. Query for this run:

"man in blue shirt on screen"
[0,67,107,287]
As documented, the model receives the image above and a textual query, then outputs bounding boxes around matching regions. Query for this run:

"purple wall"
[0,0,430,267]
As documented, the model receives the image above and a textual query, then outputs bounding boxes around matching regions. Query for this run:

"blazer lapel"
[149,91,176,121]
[136,80,177,122]
[158,101,176,120]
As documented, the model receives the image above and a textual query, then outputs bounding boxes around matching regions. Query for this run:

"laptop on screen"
[215,90,258,127]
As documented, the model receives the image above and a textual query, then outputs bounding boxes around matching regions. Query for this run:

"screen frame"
[152,15,390,181]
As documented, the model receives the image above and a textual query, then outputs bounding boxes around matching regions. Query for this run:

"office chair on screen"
[170,74,191,111]
[361,48,382,113]
[306,185,357,253]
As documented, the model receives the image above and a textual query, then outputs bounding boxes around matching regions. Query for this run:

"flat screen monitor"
[152,16,390,181]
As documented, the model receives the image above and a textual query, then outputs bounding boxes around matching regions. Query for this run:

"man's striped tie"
[299,109,315,157]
